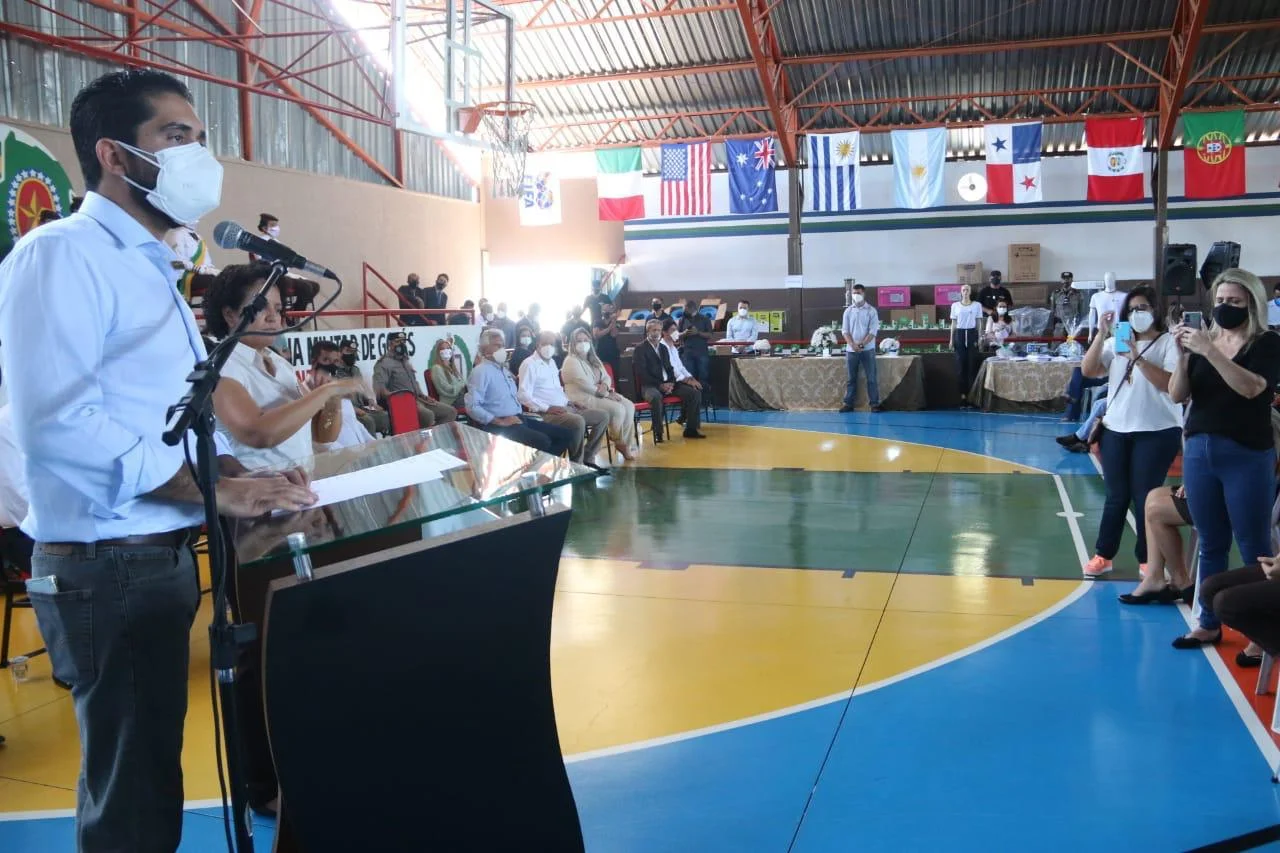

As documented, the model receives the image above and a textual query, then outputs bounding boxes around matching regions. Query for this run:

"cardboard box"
[877,286,912,308]
[956,262,985,285]
[1008,243,1041,282]
[934,284,964,305]
[889,309,916,328]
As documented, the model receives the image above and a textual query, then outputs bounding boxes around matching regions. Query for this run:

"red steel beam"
[733,0,794,161]
[236,0,265,161]
[1158,0,1211,150]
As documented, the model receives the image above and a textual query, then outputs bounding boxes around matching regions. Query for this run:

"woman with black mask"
[1169,269,1280,648]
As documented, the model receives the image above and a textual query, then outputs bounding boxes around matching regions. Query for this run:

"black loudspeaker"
[1163,243,1198,297]
[1201,240,1242,289]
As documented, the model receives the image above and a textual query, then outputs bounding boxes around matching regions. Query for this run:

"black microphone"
[212,221,337,280]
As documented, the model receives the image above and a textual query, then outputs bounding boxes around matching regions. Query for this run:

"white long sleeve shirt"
[726,314,761,342]
[660,339,692,381]
[517,354,571,411]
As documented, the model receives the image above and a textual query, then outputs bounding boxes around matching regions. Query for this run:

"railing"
[362,262,399,329]
[285,308,476,324]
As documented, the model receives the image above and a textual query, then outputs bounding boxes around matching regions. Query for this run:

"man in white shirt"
[1268,283,1280,329]
[0,69,315,850]
[726,300,761,347]
[518,331,609,465]
[660,319,705,428]
[0,405,28,530]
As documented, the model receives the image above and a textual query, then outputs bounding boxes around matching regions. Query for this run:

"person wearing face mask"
[1073,285,1183,581]
[423,273,449,325]
[678,298,713,387]
[649,298,672,324]
[1170,269,1280,648]
[518,331,610,466]
[515,302,542,344]
[245,212,279,264]
[977,270,1014,318]
[585,278,613,327]
[839,284,883,413]
[310,341,375,450]
[1268,284,1280,329]
[493,301,517,347]
[1087,272,1127,342]
[465,329,575,455]
[372,332,458,428]
[338,338,390,435]
[428,337,468,409]
[726,300,761,351]
[985,299,1014,348]
[398,273,428,327]
[592,301,622,380]
[1047,271,1083,336]
[950,283,984,407]
[510,328,537,376]
[636,318,705,442]
[560,305,590,361]
[561,328,637,461]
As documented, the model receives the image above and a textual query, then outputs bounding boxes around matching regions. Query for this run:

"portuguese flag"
[1183,110,1246,199]
[595,147,645,221]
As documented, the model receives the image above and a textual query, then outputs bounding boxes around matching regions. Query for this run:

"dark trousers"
[642,382,702,439]
[1095,426,1183,562]
[954,329,980,397]
[1200,564,1280,653]
[486,415,576,456]
[1183,433,1278,629]
[843,349,880,407]
[1064,367,1107,420]
[681,350,711,386]
[28,542,200,853]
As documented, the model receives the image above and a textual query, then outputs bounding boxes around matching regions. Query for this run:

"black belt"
[39,527,202,556]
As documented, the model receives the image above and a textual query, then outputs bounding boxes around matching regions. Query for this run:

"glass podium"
[225,423,595,853]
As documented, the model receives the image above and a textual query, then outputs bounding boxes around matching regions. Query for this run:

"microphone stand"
[163,261,289,853]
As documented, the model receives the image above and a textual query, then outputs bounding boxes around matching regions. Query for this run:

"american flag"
[660,141,711,216]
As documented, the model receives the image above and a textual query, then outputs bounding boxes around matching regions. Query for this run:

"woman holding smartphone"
[1170,269,1280,647]
[1078,285,1183,580]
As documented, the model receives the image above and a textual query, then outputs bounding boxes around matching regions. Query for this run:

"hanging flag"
[726,137,779,214]
[519,154,562,226]
[984,122,1042,204]
[891,128,946,209]
[806,132,861,211]
[659,142,711,216]
[1086,117,1145,202]
[1183,110,1246,199]
[595,146,645,220]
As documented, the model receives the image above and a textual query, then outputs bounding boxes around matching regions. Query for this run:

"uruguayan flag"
[807,132,861,211]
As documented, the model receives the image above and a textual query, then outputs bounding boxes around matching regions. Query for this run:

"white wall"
[623,147,1280,291]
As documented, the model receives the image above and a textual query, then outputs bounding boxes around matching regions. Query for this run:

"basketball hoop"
[457,100,536,198]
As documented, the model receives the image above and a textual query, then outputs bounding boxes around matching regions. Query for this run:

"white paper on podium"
[301,449,466,511]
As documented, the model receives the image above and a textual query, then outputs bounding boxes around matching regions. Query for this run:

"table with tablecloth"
[968,358,1078,413]
[728,354,925,411]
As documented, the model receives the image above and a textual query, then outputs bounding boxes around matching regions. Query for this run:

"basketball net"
[459,101,535,198]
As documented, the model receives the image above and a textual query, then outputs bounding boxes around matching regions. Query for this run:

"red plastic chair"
[630,362,683,444]
[386,390,421,435]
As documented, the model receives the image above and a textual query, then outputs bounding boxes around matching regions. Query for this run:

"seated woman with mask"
[429,337,468,408]
[205,263,361,470]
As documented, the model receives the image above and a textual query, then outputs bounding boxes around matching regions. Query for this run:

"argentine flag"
[806,132,861,212]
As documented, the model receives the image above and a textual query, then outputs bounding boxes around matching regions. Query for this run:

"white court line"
[0,799,228,823]
[566,481,1092,765]
[1088,448,1280,768]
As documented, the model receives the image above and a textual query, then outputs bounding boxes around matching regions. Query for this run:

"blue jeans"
[843,349,880,408]
[1064,367,1107,420]
[1074,391,1109,440]
[1184,433,1278,629]
[1095,426,1182,561]
[681,350,711,386]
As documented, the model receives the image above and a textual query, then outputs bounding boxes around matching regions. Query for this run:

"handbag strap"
[1104,336,1162,413]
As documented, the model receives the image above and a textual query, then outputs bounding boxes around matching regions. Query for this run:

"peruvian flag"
[1086,117,1145,201]
[984,122,1042,203]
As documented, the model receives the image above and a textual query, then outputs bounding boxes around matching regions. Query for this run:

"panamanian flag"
[984,122,1042,203]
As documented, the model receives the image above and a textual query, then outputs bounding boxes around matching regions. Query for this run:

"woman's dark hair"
[995,299,1012,323]
[1119,284,1166,333]
[662,318,678,334]
[69,70,193,190]
[258,213,278,231]
[203,262,275,339]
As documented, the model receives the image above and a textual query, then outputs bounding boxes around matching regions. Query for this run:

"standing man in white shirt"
[726,299,761,346]
[1267,283,1280,330]
[0,69,315,852]
[517,331,609,466]
[839,284,883,413]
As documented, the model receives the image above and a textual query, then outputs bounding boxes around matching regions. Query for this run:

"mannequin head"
[1103,272,1117,292]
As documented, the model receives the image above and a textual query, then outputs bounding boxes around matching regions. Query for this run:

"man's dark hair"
[69,69,193,191]
[852,284,866,292]
[258,213,278,231]
[739,299,750,307]
[38,210,60,225]
[662,318,678,334]
[203,262,274,339]
[340,337,358,350]
[310,340,341,364]
[70,195,83,214]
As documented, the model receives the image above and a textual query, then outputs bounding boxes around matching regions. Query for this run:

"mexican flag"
[595,147,645,220]
[1183,110,1246,199]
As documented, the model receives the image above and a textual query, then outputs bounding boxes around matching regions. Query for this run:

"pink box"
[934,284,963,305]
[876,286,911,308]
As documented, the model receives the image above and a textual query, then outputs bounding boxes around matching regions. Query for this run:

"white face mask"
[440,348,453,360]
[852,294,865,306]
[497,310,507,319]
[575,341,592,356]
[519,336,532,348]
[538,344,555,360]
[116,140,223,226]
[266,225,280,238]
[491,348,508,365]
[997,307,1007,316]
[738,308,748,317]
[482,311,494,321]
[1129,310,1154,334]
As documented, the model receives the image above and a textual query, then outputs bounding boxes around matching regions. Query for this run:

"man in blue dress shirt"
[465,328,574,456]
[0,70,315,852]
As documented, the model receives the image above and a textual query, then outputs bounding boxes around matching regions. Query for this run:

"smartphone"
[25,575,58,594]
[1184,311,1203,330]
[1114,321,1131,353]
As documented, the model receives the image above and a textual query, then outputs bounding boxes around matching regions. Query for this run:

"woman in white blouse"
[950,284,984,407]
[205,264,361,470]
[985,299,1014,348]
[561,328,637,461]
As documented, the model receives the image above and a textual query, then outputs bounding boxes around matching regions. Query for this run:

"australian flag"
[725,137,779,214]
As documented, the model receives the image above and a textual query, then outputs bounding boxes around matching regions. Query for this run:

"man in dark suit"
[635,318,705,442]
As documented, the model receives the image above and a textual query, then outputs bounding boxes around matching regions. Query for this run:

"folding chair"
[424,369,468,422]
[386,390,421,435]
[630,362,684,444]
[1,527,44,670]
